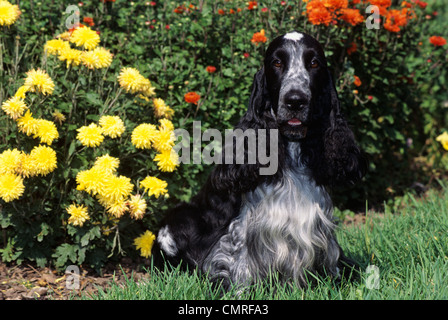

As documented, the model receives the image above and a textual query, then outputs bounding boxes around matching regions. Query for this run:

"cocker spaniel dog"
[152,31,367,290]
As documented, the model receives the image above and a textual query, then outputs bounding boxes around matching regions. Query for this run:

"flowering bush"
[0,0,447,269]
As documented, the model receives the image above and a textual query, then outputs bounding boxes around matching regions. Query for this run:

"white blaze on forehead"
[284,32,304,42]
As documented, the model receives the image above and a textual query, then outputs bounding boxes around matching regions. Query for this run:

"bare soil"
[0,259,150,300]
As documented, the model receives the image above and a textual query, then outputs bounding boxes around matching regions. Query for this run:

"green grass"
[85,186,448,300]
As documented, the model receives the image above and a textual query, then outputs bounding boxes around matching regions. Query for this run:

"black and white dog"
[152,31,367,290]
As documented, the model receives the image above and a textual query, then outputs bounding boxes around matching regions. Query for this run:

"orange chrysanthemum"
[383,8,410,33]
[184,92,201,105]
[251,29,267,45]
[368,0,392,16]
[429,36,446,47]
[322,0,348,11]
[306,0,334,26]
[353,75,362,87]
[347,42,357,55]
[248,1,258,10]
[339,8,364,26]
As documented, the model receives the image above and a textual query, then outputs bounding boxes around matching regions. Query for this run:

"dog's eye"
[310,58,319,69]
[273,60,282,68]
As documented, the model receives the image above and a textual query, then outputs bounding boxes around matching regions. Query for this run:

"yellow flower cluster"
[132,119,179,172]
[76,115,125,148]
[0,0,21,27]
[75,154,157,221]
[0,146,57,202]
[118,67,155,97]
[1,13,181,260]
[2,69,59,146]
[45,26,112,69]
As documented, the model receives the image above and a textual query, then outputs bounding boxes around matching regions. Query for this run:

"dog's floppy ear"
[210,67,281,193]
[322,70,368,186]
[240,67,270,125]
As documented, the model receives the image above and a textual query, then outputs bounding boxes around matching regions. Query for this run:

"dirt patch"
[0,259,151,300]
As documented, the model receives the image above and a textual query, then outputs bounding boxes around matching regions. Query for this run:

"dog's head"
[262,31,336,141]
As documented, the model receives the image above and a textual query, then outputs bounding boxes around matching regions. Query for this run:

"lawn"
[86,186,448,300]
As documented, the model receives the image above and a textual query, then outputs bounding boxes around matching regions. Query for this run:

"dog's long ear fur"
[320,70,368,186]
[210,68,283,192]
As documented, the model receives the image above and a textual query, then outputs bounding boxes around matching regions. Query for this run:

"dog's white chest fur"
[202,143,340,286]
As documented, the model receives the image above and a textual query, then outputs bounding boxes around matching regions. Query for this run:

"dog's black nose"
[284,91,308,110]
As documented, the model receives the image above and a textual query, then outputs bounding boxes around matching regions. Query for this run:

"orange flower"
[218,9,225,15]
[339,8,364,26]
[414,0,427,9]
[429,36,446,47]
[184,92,201,104]
[368,0,392,16]
[83,17,94,26]
[383,8,409,33]
[323,0,348,11]
[251,29,267,45]
[353,75,361,87]
[248,1,258,10]
[306,0,333,26]
[347,42,357,55]
[206,66,217,73]
[174,5,186,14]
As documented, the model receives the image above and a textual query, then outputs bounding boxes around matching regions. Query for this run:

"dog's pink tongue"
[288,118,302,126]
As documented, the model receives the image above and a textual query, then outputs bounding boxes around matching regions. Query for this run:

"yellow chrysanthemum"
[81,47,113,69]
[76,167,112,195]
[93,154,120,174]
[105,199,128,218]
[93,47,113,68]
[44,39,71,56]
[152,98,174,119]
[29,145,57,176]
[16,110,40,136]
[16,152,37,178]
[159,119,174,132]
[131,123,158,149]
[0,149,22,174]
[118,67,150,94]
[153,129,175,152]
[14,85,30,99]
[66,204,90,227]
[100,175,134,204]
[127,194,147,220]
[140,176,168,199]
[0,0,21,27]
[34,119,59,145]
[76,123,104,147]
[436,132,448,151]
[139,78,155,97]
[1,96,27,120]
[52,110,66,125]
[99,115,125,138]
[0,173,25,203]
[70,26,100,50]
[58,47,82,68]
[57,31,71,41]
[154,149,179,172]
[80,50,99,69]
[134,230,156,258]
[24,69,55,95]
